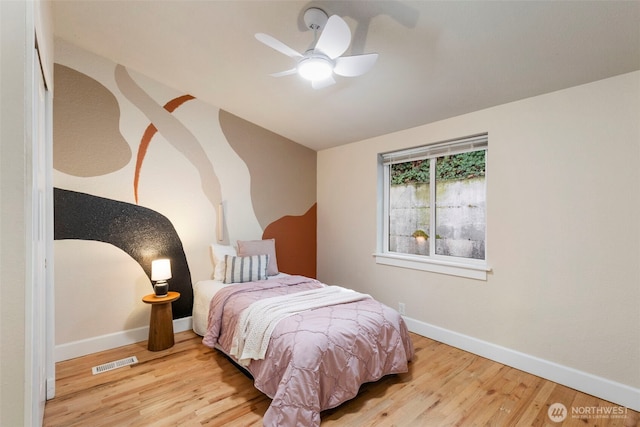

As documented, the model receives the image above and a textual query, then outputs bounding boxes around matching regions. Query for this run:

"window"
[375,134,489,280]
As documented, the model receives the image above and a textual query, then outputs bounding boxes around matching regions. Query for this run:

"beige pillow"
[211,244,237,281]
[237,238,278,276]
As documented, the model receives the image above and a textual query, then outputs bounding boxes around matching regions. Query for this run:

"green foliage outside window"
[390,151,485,184]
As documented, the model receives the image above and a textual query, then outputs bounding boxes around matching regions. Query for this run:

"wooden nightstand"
[142,291,180,351]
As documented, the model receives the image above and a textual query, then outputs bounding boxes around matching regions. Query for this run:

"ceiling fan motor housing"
[304,7,328,31]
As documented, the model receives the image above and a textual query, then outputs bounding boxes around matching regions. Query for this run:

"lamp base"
[154,281,169,297]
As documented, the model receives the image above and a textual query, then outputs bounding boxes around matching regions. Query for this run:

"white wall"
[1,1,54,425]
[317,72,640,409]
[0,4,29,425]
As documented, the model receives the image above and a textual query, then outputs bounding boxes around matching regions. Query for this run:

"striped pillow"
[223,254,269,284]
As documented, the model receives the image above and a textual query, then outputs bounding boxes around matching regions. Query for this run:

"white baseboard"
[55,316,193,362]
[404,316,640,412]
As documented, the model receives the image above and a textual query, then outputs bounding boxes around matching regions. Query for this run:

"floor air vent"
[92,356,138,375]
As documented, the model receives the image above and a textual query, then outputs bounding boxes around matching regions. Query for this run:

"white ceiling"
[51,1,640,151]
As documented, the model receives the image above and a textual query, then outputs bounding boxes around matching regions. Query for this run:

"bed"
[194,242,414,426]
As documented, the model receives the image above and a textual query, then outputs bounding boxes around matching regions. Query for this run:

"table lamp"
[151,258,171,297]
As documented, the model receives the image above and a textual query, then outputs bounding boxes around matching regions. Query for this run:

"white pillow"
[237,238,279,276]
[211,244,236,281]
[223,254,269,284]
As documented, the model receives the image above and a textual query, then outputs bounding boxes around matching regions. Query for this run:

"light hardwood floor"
[43,331,638,427]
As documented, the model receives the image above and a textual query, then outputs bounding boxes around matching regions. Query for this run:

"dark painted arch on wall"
[54,188,193,318]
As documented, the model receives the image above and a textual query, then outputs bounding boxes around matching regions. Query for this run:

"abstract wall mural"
[218,110,317,277]
[263,204,317,278]
[219,110,316,229]
[134,93,195,204]
[53,40,316,355]
[54,188,193,318]
[114,65,225,234]
[53,63,132,177]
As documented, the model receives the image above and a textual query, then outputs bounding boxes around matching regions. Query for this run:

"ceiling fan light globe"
[297,57,333,81]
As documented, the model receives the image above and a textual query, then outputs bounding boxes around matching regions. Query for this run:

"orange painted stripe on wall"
[133,94,195,203]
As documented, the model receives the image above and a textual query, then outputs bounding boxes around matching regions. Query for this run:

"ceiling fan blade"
[314,15,351,59]
[311,76,336,90]
[334,53,379,77]
[255,33,303,58]
[269,68,297,77]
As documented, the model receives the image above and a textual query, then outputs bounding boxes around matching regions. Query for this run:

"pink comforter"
[203,276,414,426]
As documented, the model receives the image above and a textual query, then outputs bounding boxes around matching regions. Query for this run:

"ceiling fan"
[255,7,378,89]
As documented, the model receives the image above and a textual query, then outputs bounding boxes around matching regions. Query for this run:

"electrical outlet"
[398,303,406,315]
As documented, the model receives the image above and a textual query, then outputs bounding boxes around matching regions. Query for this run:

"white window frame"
[374,134,490,280]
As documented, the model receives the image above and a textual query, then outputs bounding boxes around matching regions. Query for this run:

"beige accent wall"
[317,72,640,390]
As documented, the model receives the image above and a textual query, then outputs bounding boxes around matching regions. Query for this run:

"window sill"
[373,252,490,280]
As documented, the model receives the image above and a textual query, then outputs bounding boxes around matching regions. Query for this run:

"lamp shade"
[151,259,172,281]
